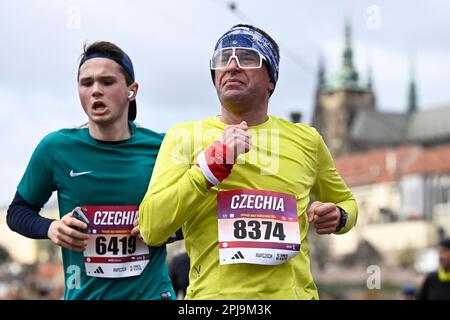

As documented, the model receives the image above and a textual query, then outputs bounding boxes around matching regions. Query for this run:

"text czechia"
[230,194,285,211]
[93,210,138,226]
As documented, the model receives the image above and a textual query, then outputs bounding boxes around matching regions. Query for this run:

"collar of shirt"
[438,267,450,282]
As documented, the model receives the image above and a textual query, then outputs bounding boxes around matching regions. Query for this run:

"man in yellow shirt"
[139,24,357,299]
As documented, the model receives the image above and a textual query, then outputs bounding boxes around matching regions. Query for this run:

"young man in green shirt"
[7,41,175,300]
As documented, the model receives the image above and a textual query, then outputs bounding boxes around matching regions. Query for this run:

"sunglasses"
[210,47,266,70]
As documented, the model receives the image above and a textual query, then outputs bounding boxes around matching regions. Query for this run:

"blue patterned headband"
[213,26,279,85]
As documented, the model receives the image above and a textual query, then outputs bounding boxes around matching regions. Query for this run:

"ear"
[128,83,139,101]
[268,82,274,93]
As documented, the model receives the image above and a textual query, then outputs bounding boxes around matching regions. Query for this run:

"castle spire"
[343,19,354,68]
[367,65,373,90]
[317,56,326,92]
[334,18,359,90]
[312,57,326,127]
[408,52,417,113]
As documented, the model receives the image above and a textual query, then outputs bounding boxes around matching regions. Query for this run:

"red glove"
[196,141,235,188]
[195,121,251,188]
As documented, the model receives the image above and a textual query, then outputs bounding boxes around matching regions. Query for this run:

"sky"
[1,0,450,205]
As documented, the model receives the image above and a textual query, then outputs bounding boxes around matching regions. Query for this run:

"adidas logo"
[231,251,245,260]
[93,266,104,274]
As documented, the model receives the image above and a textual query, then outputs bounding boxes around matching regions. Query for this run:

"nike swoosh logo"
[70,170,93,177]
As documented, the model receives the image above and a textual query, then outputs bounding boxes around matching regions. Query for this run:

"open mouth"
[92,101,106,112]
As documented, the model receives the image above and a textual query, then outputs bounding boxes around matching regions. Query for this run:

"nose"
[91,81,103,97]
[226,57,240,71]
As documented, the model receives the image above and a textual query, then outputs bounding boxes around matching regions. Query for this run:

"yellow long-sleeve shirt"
[139,115,357,299]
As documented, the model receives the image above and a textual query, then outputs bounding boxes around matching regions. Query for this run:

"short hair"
[78,41,133,85]
[232,24,280,64]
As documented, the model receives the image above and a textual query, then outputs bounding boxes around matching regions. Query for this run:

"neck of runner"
[220,105,269,126]
[88,121,131,141]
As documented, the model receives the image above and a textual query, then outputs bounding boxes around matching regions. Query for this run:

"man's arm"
[139,122,250,245]
[7,191,89,251]
[10,133,56,238]
[6,191,52,239]
[11,133,89,250]
[139,125,211,245]
[310,132,358,235]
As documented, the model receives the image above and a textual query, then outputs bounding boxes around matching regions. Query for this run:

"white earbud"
[128,91,134,98]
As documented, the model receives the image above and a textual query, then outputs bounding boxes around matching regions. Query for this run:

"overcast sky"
[1,0,450,205]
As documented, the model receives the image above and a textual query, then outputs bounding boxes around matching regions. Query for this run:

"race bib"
[218,190,301,265]
[81,206,150,278]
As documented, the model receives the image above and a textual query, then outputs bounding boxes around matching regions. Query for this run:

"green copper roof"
[333,19,360,90]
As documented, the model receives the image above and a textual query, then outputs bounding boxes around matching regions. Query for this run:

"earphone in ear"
[128,91,134,98]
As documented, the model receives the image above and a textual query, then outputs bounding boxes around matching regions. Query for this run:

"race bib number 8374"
[217,190,301,265]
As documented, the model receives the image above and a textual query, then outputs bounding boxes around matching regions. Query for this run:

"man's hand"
[196,121,251,187]
[47,208,89,252]
[220,121,251,161]
[307,201,341,234]
[132,213,143,240]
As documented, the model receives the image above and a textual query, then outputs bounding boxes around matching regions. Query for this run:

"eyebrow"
[79,75,117,82]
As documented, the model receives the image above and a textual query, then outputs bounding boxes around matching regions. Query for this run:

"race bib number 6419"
[217,190,301,265]
[81,206,150,278]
